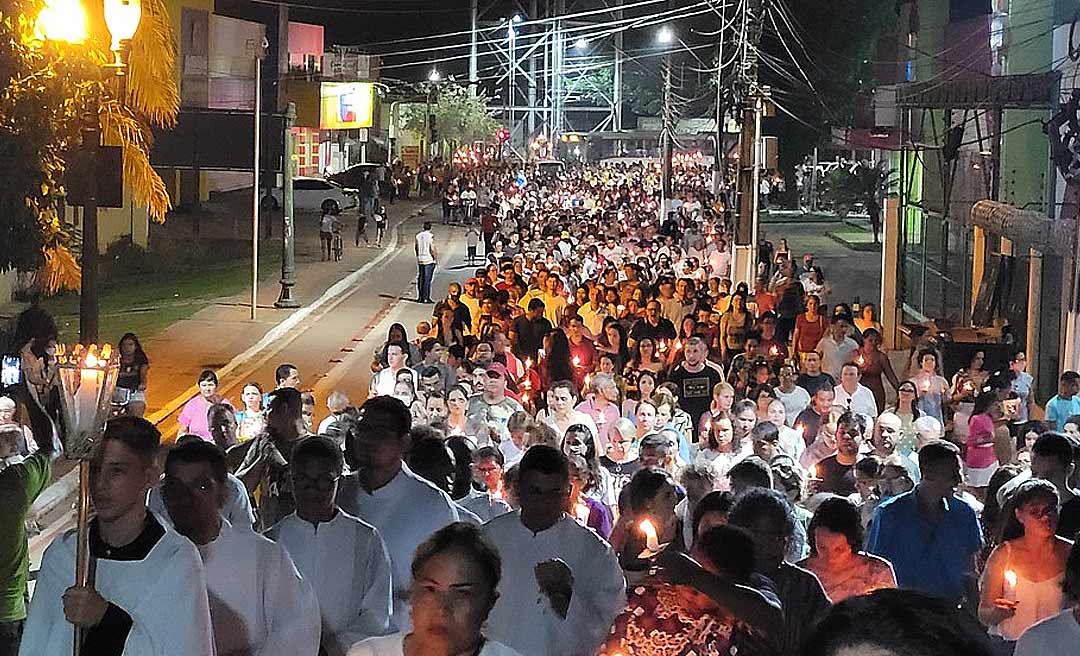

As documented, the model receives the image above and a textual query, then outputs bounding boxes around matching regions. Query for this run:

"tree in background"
[0,0,177,296]
[403,84,500,155]
[820,160,898,242]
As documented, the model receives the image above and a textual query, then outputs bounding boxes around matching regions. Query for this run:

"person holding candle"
[852,329,900,414]
[1014,539,1080,656]
[979,479,1071,646]
[911,349,950,425]
[481,445,625,656]
[621,369,657,420]
[567,454,613,539]
[575,374,620,448]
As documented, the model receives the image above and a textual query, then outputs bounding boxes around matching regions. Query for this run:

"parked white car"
[263,177,358,212]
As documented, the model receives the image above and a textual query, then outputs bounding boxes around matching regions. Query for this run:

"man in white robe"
[337,397,461,630]
[267,436,393,656]
[20,417,215,656]
[161,439,320,656]
[148,435,254,530]
[482,445,625,656]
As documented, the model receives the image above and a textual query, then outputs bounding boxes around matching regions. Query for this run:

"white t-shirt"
[1014,609,1080,656]
[775,386,811,426]
[415,230,435,265]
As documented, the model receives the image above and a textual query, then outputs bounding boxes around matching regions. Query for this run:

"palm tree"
[820,160,897,243]
[2,0,178,295]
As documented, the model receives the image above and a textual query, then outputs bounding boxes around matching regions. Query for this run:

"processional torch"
[55,343,121,656]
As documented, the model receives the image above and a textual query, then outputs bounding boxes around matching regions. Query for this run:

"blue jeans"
[418,263,435,302]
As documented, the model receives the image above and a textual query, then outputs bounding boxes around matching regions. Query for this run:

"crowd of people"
[4,159,1080,656]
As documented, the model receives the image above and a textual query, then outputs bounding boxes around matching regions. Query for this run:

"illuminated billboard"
[320,82,374,129]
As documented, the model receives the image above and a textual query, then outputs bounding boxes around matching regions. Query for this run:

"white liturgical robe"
[198,520,321,656]
[337,464,460,630]
[267,510,394,656]
[148,472,255,530]
[481,512,625,656]
[20,527,214,656]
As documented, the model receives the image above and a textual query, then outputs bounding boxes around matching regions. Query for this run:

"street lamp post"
[37,0,141,344]
[275,102,299,308]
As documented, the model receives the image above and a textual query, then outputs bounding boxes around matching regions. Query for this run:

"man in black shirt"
[509,298,552,360]
[667,337,725,440]
[796,351,835,396]
[1031,432,1080,540]
[629,300,677,347]
[815,411,867,496]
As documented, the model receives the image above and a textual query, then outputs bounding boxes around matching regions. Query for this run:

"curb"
[27,201,436,526]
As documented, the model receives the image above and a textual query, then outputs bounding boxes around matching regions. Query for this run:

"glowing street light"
[428,68,442,82]
[573,37,589,49]
[103,0,143,64]
[657,26,675,45]
[35,0,89,43]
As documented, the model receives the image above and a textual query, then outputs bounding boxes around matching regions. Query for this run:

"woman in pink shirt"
[177,369,229,441]
[966,392,1004,491]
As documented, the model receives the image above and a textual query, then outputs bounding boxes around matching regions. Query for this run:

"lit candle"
[572,355,582,368]
[574,502,590,524]
[674,339,682,351]
[1003,570,1018,602]
[639,518,660,552]
[584,373,593,388]
[856,354,865,366]
[770,345,779,357]
[524,357,533,370]
[617,304,626,313]
[795,423,806,440]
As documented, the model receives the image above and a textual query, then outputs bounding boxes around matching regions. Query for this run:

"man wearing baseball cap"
[466,362,524,438]
[337,397,461,630]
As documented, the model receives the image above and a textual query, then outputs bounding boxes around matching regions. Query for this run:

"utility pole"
[660,55,673,221]
[732,0,766,285]
[712,0,726,195]
[469,0,478,94]
[275,102,299,308]
[613,0,624,148]
[249,38,265,320]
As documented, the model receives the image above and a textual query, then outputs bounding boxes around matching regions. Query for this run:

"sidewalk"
[24,196,435,531]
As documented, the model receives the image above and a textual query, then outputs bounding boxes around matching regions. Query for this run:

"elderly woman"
[348,522,523,656]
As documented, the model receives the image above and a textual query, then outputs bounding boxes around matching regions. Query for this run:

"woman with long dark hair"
[539,329,575,393]
[979,479,1071,646]
[718,292,751,365]
[597,318,631,374]
[631,337,666,376]
[114,332,150,417]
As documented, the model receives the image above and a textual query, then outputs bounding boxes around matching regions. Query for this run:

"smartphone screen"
[1,355,21,387]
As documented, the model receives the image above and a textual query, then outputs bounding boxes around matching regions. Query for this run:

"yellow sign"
[320,82,374,129]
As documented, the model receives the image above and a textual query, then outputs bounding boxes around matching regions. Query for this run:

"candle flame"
[525,357,533,369]
[770,345,779,356]
[572,355,582,367]
[84,353,99,368]
[639,518,660,552]
[1004,570,1017,587]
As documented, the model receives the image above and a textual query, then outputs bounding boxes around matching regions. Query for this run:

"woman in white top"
[692,416,748,491]
[1015,540,1080,656]
[979,479,1072,643]
[348,522,524,656]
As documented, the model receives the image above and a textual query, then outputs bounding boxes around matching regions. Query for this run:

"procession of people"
[4,156,1080,656]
